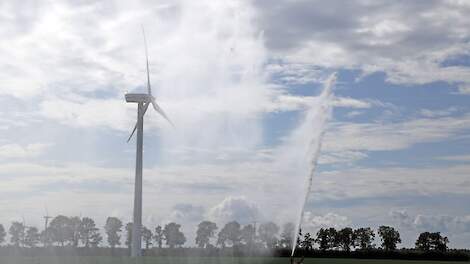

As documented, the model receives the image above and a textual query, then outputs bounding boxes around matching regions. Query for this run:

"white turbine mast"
[125,26,174,258]
[43,206,52,248]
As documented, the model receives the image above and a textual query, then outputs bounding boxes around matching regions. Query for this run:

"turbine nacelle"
[125,93,153,104]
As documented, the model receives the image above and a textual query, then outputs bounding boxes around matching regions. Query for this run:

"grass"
[0,256,467,264]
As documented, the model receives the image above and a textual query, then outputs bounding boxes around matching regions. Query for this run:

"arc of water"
[290,74,336,257]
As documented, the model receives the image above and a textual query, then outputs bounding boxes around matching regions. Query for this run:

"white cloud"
[391,209,470,234]
[331,97,374,109]
[255,0,470,86]
[302,212,351,231]
[420,107,459,118]
[314,164,470,202]
[324,113,470,153]
[345,110,363,118]
[0,143,50,159]
[39,96,134,131]
[319,150,368,165]
[207,196,261,225]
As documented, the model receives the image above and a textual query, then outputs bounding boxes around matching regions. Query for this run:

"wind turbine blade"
[151,99,175,127]
[127,103,151,142]
[141,25,152,96]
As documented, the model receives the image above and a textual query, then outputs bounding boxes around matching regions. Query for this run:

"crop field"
[0,257,467,264]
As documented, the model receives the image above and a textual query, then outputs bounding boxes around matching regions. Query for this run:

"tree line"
[0,215,453,254]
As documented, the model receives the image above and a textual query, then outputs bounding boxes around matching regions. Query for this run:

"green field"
[0,257,467,264]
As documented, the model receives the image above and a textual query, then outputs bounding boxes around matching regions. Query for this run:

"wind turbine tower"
[43,215,51,247]
[125,27,173,258]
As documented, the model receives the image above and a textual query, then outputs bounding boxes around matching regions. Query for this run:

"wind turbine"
[125,27,174,258]
[43,207,52,247]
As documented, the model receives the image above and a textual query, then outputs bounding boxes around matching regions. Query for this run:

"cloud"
[254,0,470,86]
[391,209,470,234]
[319,150,368,165]
[324,113,470,153]
[0,143,50,159]
[167,203,205,223]
[390,209,413,228]
[313,164,470,203]
[267,94,378,113]
[207,196,261,225]
[419,107,459,118]
[39,96,134,131]
[302,212,351,231]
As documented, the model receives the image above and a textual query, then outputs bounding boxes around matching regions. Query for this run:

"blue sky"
[1,0,470,248]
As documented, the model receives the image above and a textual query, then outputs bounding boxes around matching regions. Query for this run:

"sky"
[1,0,470,248]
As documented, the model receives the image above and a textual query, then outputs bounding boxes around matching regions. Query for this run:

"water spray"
[290,74,336,257]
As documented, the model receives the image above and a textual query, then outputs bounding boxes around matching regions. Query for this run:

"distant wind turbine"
[43,207,52,247]
[125,27,174,258]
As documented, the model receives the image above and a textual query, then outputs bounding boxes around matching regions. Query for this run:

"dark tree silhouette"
[241,224,256,247]
[415,232,449,252]
[195,221,217,248]
[153,225,164,248]
[279,222,295,249]
[24,227,40,247]
[378,226,401,251]
[300,232,315,251]
[163,222,186,248]
[0,224,6,245]
[338,227,355,252]
[104,217,122,249]
[316,228,338,251]
[125,222,132,250]
[142,226,153,249]
[353,227,375,250]
[258,222,279,249]
[217,221,241,248]
[49,216,73,247]
[9,221,25,247]
[79,217,99,248]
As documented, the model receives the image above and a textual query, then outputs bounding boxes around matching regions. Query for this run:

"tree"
[258,222,279,248]
[125,222,133,250]
[300,232,314,251]
[217,221,241,248]
[89,229,102,248]
[0,224,6,245]
[415,232,449,252]
[104,217,122,248]
[337,227,355,252]
[279,222,295,249]
[195,221,218,248]
[316,228,338,251]
[9,221,25,247]
[24,227,40,247]
[69,216,81,247]
[378,226,401,251]
[241,224,256,247]
[153,225,164,248]
[49,215,73,247]
[163,222,186,248]
[431,232,449,252]
[142,226,153,249]
[353,227,375,250]
[79,217,99,248]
